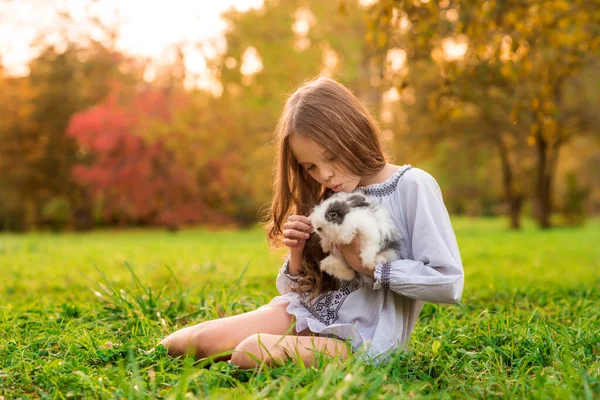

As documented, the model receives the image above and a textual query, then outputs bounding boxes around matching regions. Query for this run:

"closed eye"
[324,152,337,162]
[305,165,315,171]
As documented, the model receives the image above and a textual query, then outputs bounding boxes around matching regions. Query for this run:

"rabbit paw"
[377,249,398,264]
[320,255,356,281]
[374,254,388,265]
[359,248,379,270]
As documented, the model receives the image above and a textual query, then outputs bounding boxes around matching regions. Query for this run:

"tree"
[67,85,222,228]
[0,69,39,230]
[21,40,131,229]
[366,0,600,228]
[212,0,378,222]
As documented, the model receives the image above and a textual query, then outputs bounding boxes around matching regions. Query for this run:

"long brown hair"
[265,76,388,300]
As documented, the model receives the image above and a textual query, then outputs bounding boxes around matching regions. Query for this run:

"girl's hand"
[283,215,314,251]
[339,236,375,277]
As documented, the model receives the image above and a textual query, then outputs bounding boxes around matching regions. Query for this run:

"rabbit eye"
[317,227,322,232]
[324,201,347,223]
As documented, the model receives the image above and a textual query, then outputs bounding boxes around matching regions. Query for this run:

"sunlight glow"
[294,37,311,52]
[359,0,378,8]
[391,9,411,32]
[323,48,339,70]
[320,44,339,76]
[292,7,315,52]
[387,48,407,71]
[293,7,315,36]
[225,57,237,69]
[381,110,393,123]
[442,36,469,61]
[240,46,263,76]
[500,35,513,62]
[292,19,310,37]
[0,0,264,94]
[402,87,415,105]
[384,87,400,102]
[445,9,459,23]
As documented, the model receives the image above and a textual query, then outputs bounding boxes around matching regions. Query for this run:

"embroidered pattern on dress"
[359,166,413,197]
[380,262,392,290]
[282,260,301,282]
[318,332,341,339]
[300,279,361,325]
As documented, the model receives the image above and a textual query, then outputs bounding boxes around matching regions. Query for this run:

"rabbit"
[308,192,399,281]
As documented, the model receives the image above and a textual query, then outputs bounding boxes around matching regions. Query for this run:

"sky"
[0,0,264,90]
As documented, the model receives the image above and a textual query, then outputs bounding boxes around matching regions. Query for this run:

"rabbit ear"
[347,194,369,208]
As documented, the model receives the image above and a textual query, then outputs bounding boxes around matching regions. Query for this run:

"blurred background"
[0,0,598,233]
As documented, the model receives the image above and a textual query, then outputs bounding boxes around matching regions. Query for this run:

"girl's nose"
[322,168,334,183]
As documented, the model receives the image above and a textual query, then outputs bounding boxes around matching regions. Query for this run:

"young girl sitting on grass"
[159,77,464,368]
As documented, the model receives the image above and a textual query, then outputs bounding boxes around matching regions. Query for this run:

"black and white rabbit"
[308,192,399,280]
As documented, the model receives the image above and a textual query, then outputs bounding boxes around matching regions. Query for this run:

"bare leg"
[159,302,301,360]
[230,333,351,369]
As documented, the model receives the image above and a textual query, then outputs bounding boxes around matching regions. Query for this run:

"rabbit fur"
[308,192,399,280]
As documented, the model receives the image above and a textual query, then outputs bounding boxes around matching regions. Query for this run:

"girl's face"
[290,135,361,193]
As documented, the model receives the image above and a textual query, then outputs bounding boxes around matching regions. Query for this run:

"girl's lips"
[331,184,343,192]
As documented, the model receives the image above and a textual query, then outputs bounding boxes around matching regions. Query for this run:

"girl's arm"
[339,238,374,277]
[287,248,303,276]
[374,168,463,304]
[275,250,303,295]
[276,216,311,295]
[341,168,463,304]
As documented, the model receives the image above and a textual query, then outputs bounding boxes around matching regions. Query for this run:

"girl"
[159,77,464,368]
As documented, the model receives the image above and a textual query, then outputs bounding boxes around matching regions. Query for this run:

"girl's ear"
[347,194,369,208]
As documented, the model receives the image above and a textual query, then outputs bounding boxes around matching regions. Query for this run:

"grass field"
[1,217,599,399]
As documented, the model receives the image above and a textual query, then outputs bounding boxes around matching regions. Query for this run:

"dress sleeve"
[372,169,464,304]
[276,254,302,295]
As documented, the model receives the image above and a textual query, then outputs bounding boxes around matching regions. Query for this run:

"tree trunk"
[495,135,523,230]
[535,78,566,229]
[70,186,94,231]
[509,196,524,230]
[535,137,560,229]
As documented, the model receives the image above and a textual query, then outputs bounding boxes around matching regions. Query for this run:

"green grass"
[1,217,599,399]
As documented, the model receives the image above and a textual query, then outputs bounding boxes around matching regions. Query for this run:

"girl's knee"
[230,334,285,369]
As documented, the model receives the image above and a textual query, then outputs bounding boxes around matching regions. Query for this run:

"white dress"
[265,165,464,363]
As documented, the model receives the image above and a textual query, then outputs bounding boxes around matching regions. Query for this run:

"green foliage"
[215,0,372,218]
[367,0,600,229]
[0,218,599,398]
[41,196,72,231]
[1,1,599,233]
[0,40,133,231]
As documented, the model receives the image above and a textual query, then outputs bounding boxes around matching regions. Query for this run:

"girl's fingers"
[283,216,313,249]
[288,215,311,223]
[284,218,314,233]
[282,225,312,236]
[283,229,311,240]
[284,238,307,248]
[283,222,312,233]
[283,238,299,246]
[287,215,313,228]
